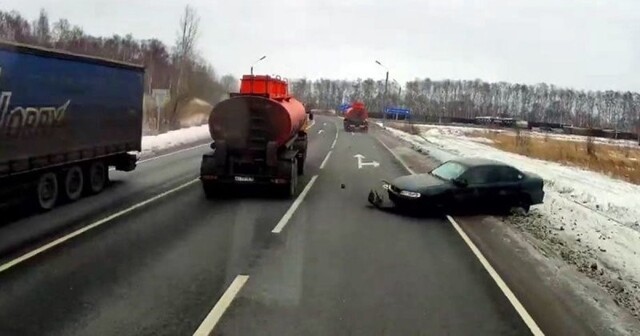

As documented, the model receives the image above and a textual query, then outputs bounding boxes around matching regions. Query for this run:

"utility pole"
[383,70,389,120]
[392,79,402,96]
[376,60,390,122]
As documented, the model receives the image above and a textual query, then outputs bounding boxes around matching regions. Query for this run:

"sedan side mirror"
[453,178,468,187]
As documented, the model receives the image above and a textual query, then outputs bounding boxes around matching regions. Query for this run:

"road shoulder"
[374,126,640,336]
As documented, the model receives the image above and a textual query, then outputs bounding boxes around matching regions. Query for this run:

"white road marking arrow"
[318,130,324,134]
[354,154,380,169]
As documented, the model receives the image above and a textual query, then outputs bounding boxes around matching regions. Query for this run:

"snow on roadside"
[140,124,210,157]
[379,123,640,315]
[383,121,639,148]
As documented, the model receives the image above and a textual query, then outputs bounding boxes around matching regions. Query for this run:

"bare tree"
[220,74,239,93]
[51,18,72,47]
[167,5,200,128]
[32,9,50,46]
[173,5,200,96]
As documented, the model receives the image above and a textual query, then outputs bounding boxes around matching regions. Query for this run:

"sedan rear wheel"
[519,195,532,214]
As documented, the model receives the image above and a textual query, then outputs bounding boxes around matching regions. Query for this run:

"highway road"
[0,115,591,335]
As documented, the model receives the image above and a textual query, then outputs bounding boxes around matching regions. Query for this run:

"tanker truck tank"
[200,75,311,198]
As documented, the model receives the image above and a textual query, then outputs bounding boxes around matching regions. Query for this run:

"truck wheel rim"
[66,166,83,200]
[90,163,106,192]
[38,173,58,209]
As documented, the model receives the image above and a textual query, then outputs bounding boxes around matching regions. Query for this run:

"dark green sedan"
[369,158,544,214]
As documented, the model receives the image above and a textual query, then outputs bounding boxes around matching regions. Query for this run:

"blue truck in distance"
[0,41,145,210]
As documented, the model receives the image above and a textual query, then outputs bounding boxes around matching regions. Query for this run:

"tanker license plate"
[235,176,254,182]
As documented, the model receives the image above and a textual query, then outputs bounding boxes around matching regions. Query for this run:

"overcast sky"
[6,0,640,91]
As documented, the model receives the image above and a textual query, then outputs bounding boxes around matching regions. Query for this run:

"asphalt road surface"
[0,115,542,335]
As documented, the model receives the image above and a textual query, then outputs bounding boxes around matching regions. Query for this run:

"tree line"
[0,7,239,130]
[2,8,638,133]
[292,78,640,133]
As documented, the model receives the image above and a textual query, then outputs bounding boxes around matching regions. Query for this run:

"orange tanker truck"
[200,75,312,197]
[343,101,369,132]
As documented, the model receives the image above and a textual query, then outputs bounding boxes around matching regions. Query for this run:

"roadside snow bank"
[393,122,639,148]
[380,123,640,316]
[140,124,210,157]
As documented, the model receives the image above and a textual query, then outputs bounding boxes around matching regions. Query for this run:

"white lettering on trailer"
[0,91,69,133]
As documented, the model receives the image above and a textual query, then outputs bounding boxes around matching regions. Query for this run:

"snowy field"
[384,121,639,148]
[140,124,210,157]
[379,122,640,315]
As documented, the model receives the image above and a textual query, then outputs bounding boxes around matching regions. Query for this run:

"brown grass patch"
[472,131,640,184]
[385,121,421,135]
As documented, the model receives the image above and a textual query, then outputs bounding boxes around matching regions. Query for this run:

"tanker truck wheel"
[62,165,84,202]
[297,156,305,175]
[85,161,108,195]
[280,158,298,198]
[284,158,298,198]
[35,172,59,211]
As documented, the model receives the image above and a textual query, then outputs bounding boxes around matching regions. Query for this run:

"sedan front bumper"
[368,181,421,210]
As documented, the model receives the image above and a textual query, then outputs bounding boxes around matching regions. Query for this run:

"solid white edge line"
[331,127,338,149]
[0,179,199,274]
[271,175,319,233]
[374,134,544,336]
[373,136,416,174]
[138,143,210,164]
[192,274,249,336]
[319,151,332,169]
[306,119,316,130]
[446,216,544,336]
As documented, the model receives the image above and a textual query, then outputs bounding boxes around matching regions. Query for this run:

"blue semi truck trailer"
[0,41,145,210]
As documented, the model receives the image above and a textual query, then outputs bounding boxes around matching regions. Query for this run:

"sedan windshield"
[430,162,466,181]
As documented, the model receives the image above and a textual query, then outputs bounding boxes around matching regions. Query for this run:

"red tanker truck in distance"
[200,75,312,197]
[343,101,369,132]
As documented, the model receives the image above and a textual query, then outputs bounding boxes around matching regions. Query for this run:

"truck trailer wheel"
[85,161,108,194]
[63,166,84,201]
[36,172,59,210]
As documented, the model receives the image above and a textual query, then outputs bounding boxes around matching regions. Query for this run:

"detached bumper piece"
[368,182,396,210]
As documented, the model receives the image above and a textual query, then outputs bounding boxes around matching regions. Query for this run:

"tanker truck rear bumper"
[200,155,299,197]
[344,119,369,132]
[200,136,307,198]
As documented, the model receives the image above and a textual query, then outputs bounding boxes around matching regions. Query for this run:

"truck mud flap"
[114,153,138,172]
[266,141,278,167]
[213,140,227,167]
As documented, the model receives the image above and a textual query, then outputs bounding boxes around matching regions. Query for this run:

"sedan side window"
[463,167,492,185]
[496,167,522,182]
